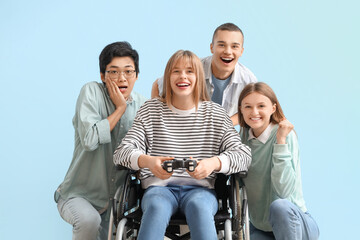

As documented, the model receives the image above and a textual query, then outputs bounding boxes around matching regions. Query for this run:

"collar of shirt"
[248,123,275,144]
[203,56,241,85]
[170,102,203,115]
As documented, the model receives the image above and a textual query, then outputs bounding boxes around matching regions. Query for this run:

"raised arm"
[271,120,298,198]
[103,77,127,131]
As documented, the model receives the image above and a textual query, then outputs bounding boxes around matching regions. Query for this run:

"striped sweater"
[113,98,251,189]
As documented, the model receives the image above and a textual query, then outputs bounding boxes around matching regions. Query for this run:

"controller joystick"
[162,158,197,173]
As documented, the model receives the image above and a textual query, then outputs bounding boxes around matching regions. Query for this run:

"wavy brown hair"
[238,82,285,128]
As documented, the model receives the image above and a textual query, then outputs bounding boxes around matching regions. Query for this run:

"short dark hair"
[212,23,244,45]
[99,41,139,76]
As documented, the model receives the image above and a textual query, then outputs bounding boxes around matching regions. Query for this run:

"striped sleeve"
[219,126,252,174]
[215,105,252,174]
[113,108,147,170]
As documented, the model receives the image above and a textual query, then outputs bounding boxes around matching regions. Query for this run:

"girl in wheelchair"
[238,82,320,240]
[113,50,252,240]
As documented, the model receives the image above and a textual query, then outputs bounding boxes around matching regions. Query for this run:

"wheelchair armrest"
[237,171,248,178]
[116,164,130,171]
[116,164,138,175]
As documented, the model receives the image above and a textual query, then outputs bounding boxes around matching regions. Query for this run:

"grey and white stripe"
[114,98,251,189]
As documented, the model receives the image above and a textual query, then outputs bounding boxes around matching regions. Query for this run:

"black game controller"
[162,158,197,173]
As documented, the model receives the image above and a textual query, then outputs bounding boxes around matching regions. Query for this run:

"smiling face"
[169,58,197,108]
[210,30,244,79]
[240,92,276,137]
[100,56,137,100]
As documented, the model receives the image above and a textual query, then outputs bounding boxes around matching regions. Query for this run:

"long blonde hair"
[161,50,209,108]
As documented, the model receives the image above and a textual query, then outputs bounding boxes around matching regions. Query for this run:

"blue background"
[1,0,359,239]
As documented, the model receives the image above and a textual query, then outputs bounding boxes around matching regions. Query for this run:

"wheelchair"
[107,168,250,240]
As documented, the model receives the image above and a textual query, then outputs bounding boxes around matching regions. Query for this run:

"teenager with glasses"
[54,42,147,240]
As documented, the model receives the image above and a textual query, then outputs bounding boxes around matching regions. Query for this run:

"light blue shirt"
[54,81,147,213]
[202,56,257,117]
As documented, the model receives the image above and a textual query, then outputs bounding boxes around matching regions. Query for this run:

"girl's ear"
[272,103,276,114]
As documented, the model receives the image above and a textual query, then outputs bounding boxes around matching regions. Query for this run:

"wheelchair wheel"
[114,218,138,240]
[232,177,250,240]
[233,178,243,240]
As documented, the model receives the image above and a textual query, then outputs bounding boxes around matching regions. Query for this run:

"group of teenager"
[55,23,320,240]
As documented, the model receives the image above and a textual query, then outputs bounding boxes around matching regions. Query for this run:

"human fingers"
[107,80,127,108]
[153,164,172,179]
[105,78,116,96]
[110,80,123,95]
[189,162,209,180]
[159,156,175,161]
[279,119,294,130]
[277,119,294,144]
[159,156,175,162]
[109,80,120,95]
[148,156,172,176]
[191,169,207,179]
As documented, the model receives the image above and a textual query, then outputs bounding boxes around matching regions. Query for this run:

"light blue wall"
[1,0,359,239]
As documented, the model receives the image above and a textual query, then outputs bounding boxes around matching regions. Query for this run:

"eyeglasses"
[105,70,136,79]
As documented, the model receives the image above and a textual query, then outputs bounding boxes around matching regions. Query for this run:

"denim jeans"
[138,185,218,240]
[250,199,320,240]
[57,197,109,240]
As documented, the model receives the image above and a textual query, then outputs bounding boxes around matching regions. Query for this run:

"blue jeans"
[57,197,109,240]
[250,199,320,240]
[138,185,218,240]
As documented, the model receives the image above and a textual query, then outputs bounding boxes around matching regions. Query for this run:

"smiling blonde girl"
[114,50,251,240]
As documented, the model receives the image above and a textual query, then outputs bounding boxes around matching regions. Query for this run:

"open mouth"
[176,83,190,87]
[118,86,128,92]
[250,117,261,121]
[221,57,234,64]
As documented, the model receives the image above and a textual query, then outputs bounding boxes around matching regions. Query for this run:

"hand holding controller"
[162,158,197,173]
